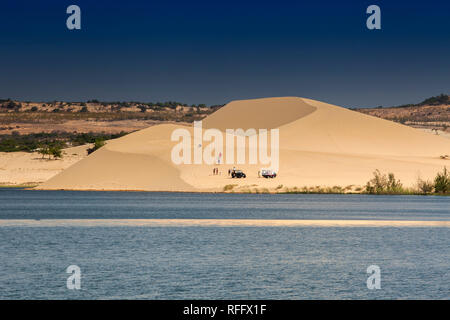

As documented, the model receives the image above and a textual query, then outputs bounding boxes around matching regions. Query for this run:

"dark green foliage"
[0,131,128,152]
[419,94,450,106]
[37,141,64,159]
[137,105,147,113]
[70,132,127,145]
[0,100,22,110]
[393,94,450,108]
[49,145,63,158]
[417,178,434,194]
[87,138,106,155]
[36,144,49,158]
[364,169,450,196]
[434,167,450,194]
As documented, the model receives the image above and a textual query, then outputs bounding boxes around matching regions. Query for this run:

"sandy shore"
[0,144,89,186]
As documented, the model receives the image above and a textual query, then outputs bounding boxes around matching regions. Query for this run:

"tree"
[37,142,63,159]
[37,144,50,159]
[49,145,63,159]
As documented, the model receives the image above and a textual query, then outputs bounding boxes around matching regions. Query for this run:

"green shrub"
[365,170,404,194]
[0,132,127,153]
[223,184,237,191]
[434,167,450,194]
[49,145,63,159]
[36,141,63,159]
[416,177,434,194]
[37,144,50,159]
[87,138,106,155]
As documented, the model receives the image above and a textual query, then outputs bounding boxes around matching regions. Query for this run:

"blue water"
[0,189,448,299]
[1,190,449,220]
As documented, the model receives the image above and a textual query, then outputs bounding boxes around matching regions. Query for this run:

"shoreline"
[0,183,39,189]
[3,186,447,196]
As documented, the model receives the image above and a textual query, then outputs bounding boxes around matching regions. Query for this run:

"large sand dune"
[38,97,450,192]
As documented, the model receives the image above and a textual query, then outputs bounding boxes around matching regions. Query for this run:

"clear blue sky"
[0,0,449,107]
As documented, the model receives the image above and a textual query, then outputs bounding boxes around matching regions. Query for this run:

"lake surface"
[0,189,448,299]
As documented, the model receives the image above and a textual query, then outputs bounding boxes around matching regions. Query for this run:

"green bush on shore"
[434,167,450,194]
[223,184,237,191]
[365,168,450,195]
[365,170,405,194]
[416,177,434,194]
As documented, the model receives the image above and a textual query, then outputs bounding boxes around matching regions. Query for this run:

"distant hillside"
[355,94,449,131]
[0,99,223,150]
[0,99,221,124]
[396,94,450,107]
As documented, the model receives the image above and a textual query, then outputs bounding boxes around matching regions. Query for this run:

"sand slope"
[37,97,450,192]
[203,97,316,130]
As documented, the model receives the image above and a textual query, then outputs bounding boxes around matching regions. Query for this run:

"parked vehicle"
[261,169,277,178]
[231,169,246,178]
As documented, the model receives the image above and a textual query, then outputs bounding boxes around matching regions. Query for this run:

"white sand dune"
[37,97,450,192]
